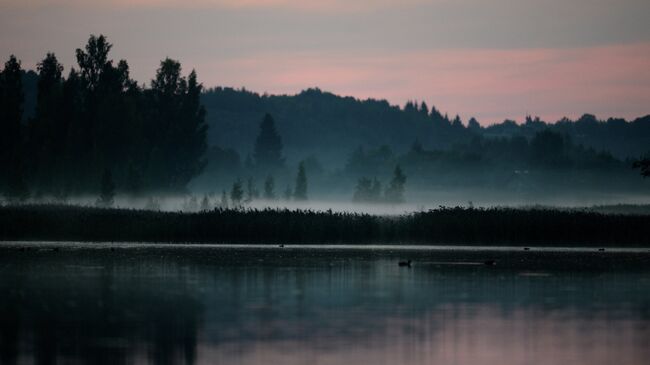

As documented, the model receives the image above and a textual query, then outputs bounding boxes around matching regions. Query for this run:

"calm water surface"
[1,242,649,365]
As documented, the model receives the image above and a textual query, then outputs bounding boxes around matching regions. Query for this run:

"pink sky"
[2,0,650,124]
[200,43,650,124]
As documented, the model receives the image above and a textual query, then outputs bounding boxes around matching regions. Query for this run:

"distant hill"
[19,77,650,166]
[201,87,650,167]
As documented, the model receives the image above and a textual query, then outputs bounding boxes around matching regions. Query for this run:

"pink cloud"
[195,43,650,124]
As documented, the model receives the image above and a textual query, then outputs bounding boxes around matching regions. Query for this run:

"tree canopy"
[0,35,208,200]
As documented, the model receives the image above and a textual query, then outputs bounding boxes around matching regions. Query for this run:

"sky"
[1,0,649,124]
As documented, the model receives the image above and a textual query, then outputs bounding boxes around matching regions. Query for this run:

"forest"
[0,35,206,202]
[1,34,650,207]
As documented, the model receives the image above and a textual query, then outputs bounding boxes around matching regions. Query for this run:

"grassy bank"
[0,204,649,246]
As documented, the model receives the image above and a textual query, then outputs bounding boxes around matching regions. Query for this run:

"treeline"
[201,87,650,166]
[0,35,207,201]
[1,204,649,246]
[345,129,622,182]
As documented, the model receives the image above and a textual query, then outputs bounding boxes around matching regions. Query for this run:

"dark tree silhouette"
[230,179,243,205]
[28,53,65,194]
[353,177,384,203]
[531,129,567,167]
[149,59,208,192]
[0,55,28,200]
[385,165,406,204]
[294,161,308,201]
[76,35,112,91]
[253,113,284,170]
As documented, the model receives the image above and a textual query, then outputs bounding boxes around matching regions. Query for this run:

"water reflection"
[1,244,649,364]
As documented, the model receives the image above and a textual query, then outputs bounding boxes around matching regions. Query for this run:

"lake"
[1,243,649,365]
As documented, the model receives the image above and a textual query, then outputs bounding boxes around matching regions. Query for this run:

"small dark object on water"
[19,247,25,252]
[484,260,496,266]
[279,244,284,248]
[598,248,605,252]
[110,247,115,252]
[524,247,530,251]
[398,260,412,267]
[52,247,59,252]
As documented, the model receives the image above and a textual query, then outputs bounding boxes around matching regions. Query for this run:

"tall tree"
[74,35,120,191]
[28,53,65,193]
[294,161,308,201]
[230,179,243,205]
[75,35,112,92]
[0,55,27,199]
[253,113,284,170]
[149,59,207,192]
[385,165,406,204]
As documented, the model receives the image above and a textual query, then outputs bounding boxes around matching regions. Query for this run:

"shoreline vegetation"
[1,204,649,246]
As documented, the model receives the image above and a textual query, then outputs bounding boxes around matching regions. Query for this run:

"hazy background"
[2,0,649,124]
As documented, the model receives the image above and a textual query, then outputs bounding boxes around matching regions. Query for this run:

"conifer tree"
[230,179,244,205]
[385,165,406,204]
[253,113,284,170]
[294,161,308,201]
[0,55,26,199]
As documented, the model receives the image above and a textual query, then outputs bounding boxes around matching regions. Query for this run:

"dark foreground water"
[1,243,649,365]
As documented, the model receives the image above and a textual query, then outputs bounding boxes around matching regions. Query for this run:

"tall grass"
[0,204,648,246]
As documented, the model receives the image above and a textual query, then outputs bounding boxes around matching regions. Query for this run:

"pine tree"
[149,58,207,192]
[230,179,244,206]
[0,55,26,199]
[294,161,308,201]
[30,53,65,193]
[384,165,406,204]
[253,113,284,170]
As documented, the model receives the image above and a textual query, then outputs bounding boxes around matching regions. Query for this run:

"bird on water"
[398,260,412,267]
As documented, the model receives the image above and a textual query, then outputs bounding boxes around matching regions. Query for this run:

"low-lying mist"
[5,188,650,216]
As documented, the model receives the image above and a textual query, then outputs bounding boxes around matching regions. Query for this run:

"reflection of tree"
[2,247,650,364]
[0,255,203,365]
